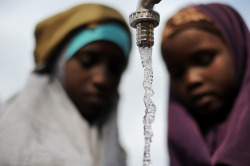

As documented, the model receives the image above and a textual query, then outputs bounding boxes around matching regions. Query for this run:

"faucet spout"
[129,0,161,47]
[137,0,161,10]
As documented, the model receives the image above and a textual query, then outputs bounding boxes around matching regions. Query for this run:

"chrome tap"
[129,0,161,47]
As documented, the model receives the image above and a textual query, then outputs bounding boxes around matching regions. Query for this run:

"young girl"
[0,3,131,166]
[161,3,250,166]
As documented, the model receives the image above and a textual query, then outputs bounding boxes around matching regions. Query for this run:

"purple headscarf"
[166,3,250,166]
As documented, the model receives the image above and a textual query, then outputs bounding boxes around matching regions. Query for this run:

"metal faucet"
[129,0,161,47]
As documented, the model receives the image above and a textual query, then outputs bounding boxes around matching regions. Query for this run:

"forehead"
[162,28,223,62]
[76,41,125,60]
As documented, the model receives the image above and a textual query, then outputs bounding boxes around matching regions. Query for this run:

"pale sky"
[0,0,249,166]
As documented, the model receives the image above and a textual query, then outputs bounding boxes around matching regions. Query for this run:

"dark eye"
[169,67,184,80]
[195,51,216,66]
[109,60,126,75]
[75,53,96,69]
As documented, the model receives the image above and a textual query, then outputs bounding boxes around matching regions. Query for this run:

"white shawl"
[0,73,125,166]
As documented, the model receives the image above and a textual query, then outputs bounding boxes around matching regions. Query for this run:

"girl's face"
[64,41,127,123]
[162,28,236,116]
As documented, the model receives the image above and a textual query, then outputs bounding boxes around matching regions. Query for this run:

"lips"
[83,93,108,104]
[190,92,215,108]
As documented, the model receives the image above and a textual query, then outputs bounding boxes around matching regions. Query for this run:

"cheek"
[110,76,121,93]
[64,60,87,95]
[203,57,236,114]
[171,81,186,102]
[209,54,236,92]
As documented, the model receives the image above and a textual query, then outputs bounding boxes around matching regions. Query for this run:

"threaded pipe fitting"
[129,9,160,47]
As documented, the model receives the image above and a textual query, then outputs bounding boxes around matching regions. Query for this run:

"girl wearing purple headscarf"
[161,3,250,166]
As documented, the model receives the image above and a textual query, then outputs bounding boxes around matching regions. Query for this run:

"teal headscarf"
[67,22,131,59]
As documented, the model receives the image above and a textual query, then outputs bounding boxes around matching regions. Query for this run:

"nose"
[92,64,110,89]
[185,68,203,91]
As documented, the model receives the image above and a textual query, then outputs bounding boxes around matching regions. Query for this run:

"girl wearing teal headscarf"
[0,3,131,166]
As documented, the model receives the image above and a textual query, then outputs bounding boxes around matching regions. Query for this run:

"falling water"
[139,46,156,166]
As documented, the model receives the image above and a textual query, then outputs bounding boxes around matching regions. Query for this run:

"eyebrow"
[74,50,100,58]
[191,48,216,58]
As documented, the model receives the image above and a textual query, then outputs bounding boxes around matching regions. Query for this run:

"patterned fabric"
[162,7,213,39]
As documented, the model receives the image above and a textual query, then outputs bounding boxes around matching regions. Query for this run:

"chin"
[194,104,229,123]
[195,106,217,117]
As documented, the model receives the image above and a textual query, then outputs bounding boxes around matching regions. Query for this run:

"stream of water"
[139,46,156,166]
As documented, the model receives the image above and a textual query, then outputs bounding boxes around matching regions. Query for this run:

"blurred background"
[0,0,249,165]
